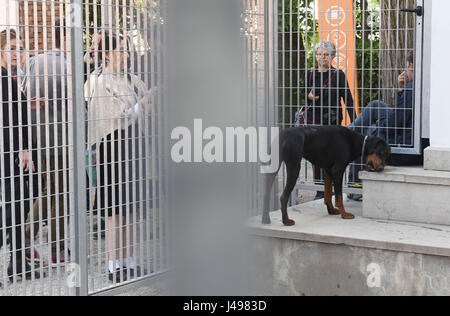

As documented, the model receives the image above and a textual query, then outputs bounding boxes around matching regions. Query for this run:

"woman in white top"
[85,32,153,282]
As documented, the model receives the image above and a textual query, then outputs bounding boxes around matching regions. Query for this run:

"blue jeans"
[348,100,390,184]
[348,100,390,135]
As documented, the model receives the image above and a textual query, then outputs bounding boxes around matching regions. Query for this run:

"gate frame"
[70,0,88,296]
[266,0,426,206]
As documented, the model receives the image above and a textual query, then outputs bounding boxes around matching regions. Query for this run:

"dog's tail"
[259,128,283,175]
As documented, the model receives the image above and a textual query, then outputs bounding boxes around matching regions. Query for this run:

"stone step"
[246,200,450,295]
[247,198,450,258]
[359,166,450,226]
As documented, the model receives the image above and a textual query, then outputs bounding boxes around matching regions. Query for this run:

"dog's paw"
[326,203,340,215]
[327,207,341,216]
[341,212,355,220]
[283,219,296,226]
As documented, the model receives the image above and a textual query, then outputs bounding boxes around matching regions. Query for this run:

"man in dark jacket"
[347,52,418,199]
[1,29,39,280]
[349,53,414,146]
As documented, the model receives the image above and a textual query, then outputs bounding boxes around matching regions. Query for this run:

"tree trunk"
[379,0,415,106]
[361,0,370,43]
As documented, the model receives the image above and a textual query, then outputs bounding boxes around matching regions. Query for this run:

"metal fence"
[0,0,168,296]
[242,0,273,216]
[274,0,423,198]
[0,0,426,295]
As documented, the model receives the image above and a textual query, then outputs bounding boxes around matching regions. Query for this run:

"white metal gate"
[272,0,424,196]
[0,0,168,296]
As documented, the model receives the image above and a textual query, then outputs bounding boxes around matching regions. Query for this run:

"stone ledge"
[359,166,450,226]
[424,147,450,172]
[359,166,450,186]
[246,199,450,258]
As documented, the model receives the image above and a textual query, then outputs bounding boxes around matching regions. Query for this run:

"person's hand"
[19,151,35,172]
[308,89,320,101]
[83,51,92,64]
[30,97,45,111]
[138,93,152,108]
[398,71,406,90]
[138,87,160,107]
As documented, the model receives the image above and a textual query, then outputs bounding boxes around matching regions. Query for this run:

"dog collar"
[362,136,368,158]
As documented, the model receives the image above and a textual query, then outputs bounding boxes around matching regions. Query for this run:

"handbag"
[294,107,305,127]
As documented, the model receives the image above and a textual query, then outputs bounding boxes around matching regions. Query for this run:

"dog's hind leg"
[262,172,277,224]
[324,170,340,216]
[279,161,300,226]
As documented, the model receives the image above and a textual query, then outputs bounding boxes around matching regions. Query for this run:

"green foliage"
[82,0,164,44]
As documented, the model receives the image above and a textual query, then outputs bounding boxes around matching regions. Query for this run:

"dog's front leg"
[331,170,355,219]
[335,195,355,219]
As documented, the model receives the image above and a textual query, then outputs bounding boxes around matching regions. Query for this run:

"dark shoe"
[109,269,128,283]
[314,191,325,200]
[127,266,148,279]
[348,193,363,202]
[8,261,40,282]
[348,183,363,201]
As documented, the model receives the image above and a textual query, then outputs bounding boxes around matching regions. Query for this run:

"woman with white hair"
[304,40,355,199]
[304,40,355,126]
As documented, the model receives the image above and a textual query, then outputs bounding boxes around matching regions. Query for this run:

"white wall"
[0,0,19,29]
[421,0,431,139]
[429,0,450,148]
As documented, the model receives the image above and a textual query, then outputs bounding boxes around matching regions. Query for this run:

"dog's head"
[364,137,391,172]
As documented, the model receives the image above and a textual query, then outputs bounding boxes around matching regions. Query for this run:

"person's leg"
[313,166,324,200]
[107,131,128,281]
[9,200,24,273]
[8,194,40,280]
[107,213,137,273]
[1,181,13,250]
[108,215,121,268]
[122,212,139,275]
[49,155,68,262]
[46,156,58,260]
[26,155,48,256]
[349,100,390,134]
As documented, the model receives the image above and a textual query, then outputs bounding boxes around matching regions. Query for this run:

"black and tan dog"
[262,125,391,226]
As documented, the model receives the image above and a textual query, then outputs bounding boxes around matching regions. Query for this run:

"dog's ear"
[374,138,391,164]
[366,136,391,161]
[382,141,392,165]
[364,136,380,156]
[385,152,392,165]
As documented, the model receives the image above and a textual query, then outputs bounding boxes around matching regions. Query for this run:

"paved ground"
[0,214,163,296]
[0,171,326,296]
[117,178,319,296]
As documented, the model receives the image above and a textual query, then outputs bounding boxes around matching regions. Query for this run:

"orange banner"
[317,0,360,124]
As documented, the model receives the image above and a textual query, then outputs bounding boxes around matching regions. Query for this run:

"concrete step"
[359,166,450,226]
[247,198,450,258]
[246,199,450,295]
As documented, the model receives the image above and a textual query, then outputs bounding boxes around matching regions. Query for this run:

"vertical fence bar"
[70,0,88,296]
